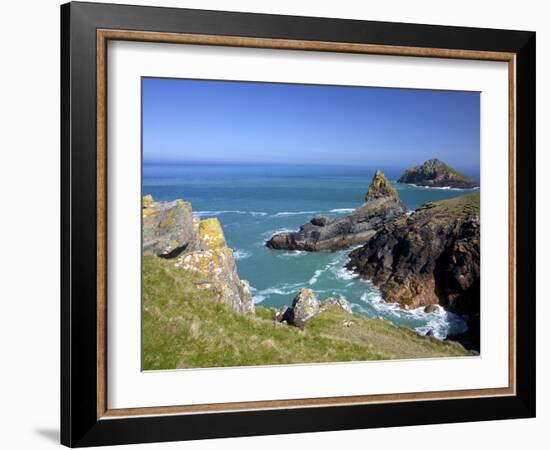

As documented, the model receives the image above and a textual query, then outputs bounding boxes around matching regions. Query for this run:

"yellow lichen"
[143,194,154,207]
[199,218,226,249]
[143,208,155,216]
[178,249,226,277]
[159,210,175,228]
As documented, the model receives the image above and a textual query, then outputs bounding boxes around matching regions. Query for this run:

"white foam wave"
[193,210,268,217]
[262,228,295,239]
[233,249,251,260]
[251,282,305,304]
[305,251,354,286]
[272,211,316,217]
[406,184,479,191]
[277,250,307,258]
[329,208,355,214]
[359,289,467,340]
[252,295,266,304]
[333,265,357,281]
[308,269,323,285]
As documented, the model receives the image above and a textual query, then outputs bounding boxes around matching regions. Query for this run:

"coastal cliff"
[397,159,479,189]
[266,170,406,251]
[142,194,471,370]
[143,195,254,314]
[346,193,480,349]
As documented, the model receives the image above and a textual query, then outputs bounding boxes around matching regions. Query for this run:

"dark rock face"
[346,193,480,349]
[398,159,479,189]
[266,170,406,251]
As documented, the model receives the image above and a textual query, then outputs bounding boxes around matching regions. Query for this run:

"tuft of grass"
[142,254,471,370]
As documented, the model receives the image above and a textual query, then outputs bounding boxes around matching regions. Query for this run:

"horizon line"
[142,159,481,171]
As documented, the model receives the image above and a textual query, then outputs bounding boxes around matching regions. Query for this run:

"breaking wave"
[233,249,251,260]
[329,208,355,214]
[405,184,479,192]
[272,210,317,217]
[193,210,268,217]
[251,282,306,304]
[358,288,468,340]
[277,250,307,258]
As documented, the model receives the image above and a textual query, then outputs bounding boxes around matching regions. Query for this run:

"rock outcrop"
[266,170,406,251]
[142,195,254,314]
[346,193,480,349]
[320,297,353,314]
[397,159,479,189]
[277,288,320,327]
[142,195,198,257]
[276,289,353,328]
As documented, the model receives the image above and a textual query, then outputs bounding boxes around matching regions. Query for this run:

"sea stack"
[266,170,406,251]
[397,159,479,189]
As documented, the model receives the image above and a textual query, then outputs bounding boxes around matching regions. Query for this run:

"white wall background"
[0,1,545,449]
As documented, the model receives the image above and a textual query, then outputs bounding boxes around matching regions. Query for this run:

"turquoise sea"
[143,163,480,340]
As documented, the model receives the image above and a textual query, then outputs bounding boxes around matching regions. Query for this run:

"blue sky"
[142,78,480,171]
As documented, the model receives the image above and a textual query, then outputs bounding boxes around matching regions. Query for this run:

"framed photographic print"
[60,1,536,447]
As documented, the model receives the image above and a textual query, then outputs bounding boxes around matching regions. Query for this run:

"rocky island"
[346,192,480,350]
[266,170,406,251]
[397,158,479,189]
[142,194,471,370]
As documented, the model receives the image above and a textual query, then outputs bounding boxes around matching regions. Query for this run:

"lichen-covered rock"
[276,292,354,328]
[175,246,254,314]
[142,196,196,257]
[143,196,253,315]
[321,297,353,314]
[198,217,226,250]
[397,159,479,189]
[266,170,406,251]
[366,170,399,202]
[281,288,320,328]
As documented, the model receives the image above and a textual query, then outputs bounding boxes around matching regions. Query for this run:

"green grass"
[440,161,472,181]
[142,254,471,370]
[431,192,480,215]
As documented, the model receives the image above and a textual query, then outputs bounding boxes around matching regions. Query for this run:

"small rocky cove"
[263,169,480,351]
[142,163,480,369]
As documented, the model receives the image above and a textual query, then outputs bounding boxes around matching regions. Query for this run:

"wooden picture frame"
[61,2,535,447]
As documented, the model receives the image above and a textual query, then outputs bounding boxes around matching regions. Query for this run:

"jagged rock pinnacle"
[366,170,399,202]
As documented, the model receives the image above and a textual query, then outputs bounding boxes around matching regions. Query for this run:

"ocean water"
[143,163,480,339]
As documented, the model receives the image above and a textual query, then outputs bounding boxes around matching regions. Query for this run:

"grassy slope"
[422,191,480,217]
[442,162,472,181]
[143,254,470,370]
